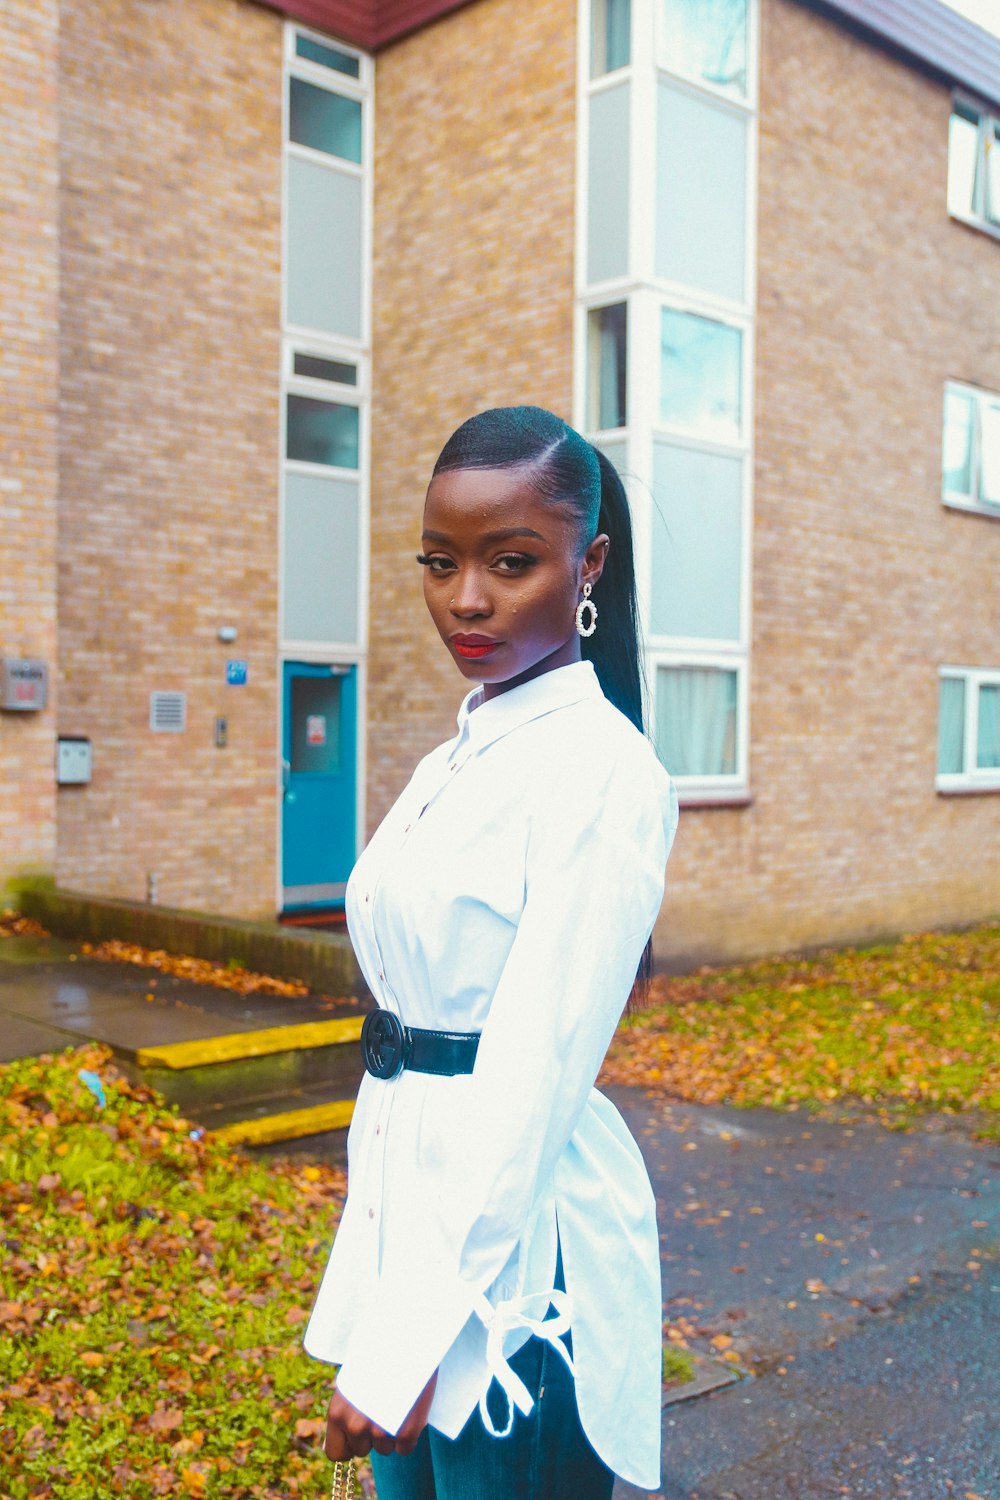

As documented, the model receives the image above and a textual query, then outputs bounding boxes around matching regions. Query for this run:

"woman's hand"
[324,1369,438,1461]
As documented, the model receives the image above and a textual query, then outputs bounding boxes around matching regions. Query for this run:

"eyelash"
[415,553,535,575]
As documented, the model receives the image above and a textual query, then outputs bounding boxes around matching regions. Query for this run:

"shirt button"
[378,969,384,981]
[365,893,369,903]
[368,1208,374,1220]
[449,762,458,772]
[376,1124,381,1135]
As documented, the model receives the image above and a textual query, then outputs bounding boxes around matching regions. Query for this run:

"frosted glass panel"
[588,304,627,430]
[656,665,737,776]
[656,82,747,303]
[290,78,362,162]
[650,441,742,640]
[283,472,359,644]
[977,684,1000,769]
[661,308,741,440]
[588,84,630,284]
[942,386,974,496]
[937,677,965,774]
[286,395,359,469]
[287,156,362,338]
[660,0,747,96]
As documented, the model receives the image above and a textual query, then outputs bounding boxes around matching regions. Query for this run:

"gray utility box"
[1,658,48,711]
[57,736,92,785]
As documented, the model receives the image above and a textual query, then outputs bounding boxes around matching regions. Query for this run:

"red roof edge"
[261,0,478,51]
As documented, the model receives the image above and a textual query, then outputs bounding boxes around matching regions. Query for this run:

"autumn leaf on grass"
[294,1417,327,1441]
[150,1407,184,1436]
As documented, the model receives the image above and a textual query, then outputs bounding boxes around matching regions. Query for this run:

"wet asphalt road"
[606,1089,1000,1500]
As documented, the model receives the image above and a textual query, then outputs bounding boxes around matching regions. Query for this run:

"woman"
[305,406,680,1498]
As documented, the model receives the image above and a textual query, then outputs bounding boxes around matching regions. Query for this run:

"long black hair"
[431,405,654,1008]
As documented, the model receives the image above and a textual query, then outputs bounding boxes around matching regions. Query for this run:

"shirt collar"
[453,658,605,755]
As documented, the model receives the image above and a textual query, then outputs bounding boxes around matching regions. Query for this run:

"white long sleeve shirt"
[303,657,679,1490]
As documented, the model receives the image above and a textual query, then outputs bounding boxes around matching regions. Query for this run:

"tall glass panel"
[977,684,1000,769]
[980,401,1000,505]
[286,395,359,469]
[283,473,360,643]
[286,156,362,338]
[660,308,741,440]
[656,82,747,302]
[937,676,965,774]
[660,0,747,95]
[942,386,974,496]
[650,441,742,640]
[947,103,980,218]
[588,84,630,284]
[592,0,631,75]
[656,665,738,775]
[588,304,628,430]
[289,79,362,162]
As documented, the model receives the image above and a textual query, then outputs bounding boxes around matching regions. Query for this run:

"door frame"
[276,651,366,915]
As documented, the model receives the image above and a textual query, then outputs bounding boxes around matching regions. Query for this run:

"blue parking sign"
[226,660,248,686]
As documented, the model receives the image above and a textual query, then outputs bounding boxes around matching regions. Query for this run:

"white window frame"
[942,378,1000,520]
[278,22,373,912]
[948,94,1000,243]
[574,0,758,803]
[937,666,1000,792]
[282,23,372,351]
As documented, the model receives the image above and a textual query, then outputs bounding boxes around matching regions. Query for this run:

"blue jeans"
[369,1247,615,1500]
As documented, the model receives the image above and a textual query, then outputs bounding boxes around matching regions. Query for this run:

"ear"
[581,532,610,591]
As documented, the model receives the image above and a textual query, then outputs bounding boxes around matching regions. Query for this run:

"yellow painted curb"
[135,1015,365,1070]
[213,1098,355,1146]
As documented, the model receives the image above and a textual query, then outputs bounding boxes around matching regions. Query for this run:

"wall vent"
[150,691,186,733]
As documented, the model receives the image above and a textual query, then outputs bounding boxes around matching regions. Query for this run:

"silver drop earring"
[575,581,598,638]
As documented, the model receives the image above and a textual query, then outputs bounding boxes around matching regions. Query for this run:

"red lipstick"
[451,634,503,659]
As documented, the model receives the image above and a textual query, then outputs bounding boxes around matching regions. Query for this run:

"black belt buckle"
[361,1007,408,1079]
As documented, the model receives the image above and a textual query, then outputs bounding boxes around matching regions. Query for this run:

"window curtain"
[657,667,737,776]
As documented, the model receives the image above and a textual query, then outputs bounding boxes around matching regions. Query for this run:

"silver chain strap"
[330,1459,357,1500]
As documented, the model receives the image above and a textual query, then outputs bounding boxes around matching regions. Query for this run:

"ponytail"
[583,448,648,739]
[585,448,654,1010]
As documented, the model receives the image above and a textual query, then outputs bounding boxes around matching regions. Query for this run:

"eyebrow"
[420,526,547,545]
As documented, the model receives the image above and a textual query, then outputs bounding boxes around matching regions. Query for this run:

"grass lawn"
[0,1045,357,1498]
[601,920,1000,1140]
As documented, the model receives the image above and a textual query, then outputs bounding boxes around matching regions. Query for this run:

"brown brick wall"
[659,0,1000,966]
[367,0,578,829]
[0,0,60,892]
[55,0,284,916]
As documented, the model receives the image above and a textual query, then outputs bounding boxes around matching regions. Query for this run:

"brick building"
[2,0,999,966]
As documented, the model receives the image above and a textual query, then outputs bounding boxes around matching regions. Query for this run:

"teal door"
[281,662,358,910]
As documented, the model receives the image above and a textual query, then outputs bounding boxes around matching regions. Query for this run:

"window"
[942,381,1000,516]
[281,25,370,653]
[937,669,1000,790]
[591,0,630,75]
[948,98,1000,234]
[660,307,741,439]
[587,304,627,431]
[659,0,747,97]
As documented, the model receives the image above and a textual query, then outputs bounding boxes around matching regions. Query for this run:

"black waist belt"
[361,1006,481,1080]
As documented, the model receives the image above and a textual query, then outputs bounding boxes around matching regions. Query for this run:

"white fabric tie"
[473,1287,575,1438]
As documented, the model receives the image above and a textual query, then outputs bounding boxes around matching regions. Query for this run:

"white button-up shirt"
[304,658,679,1490]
